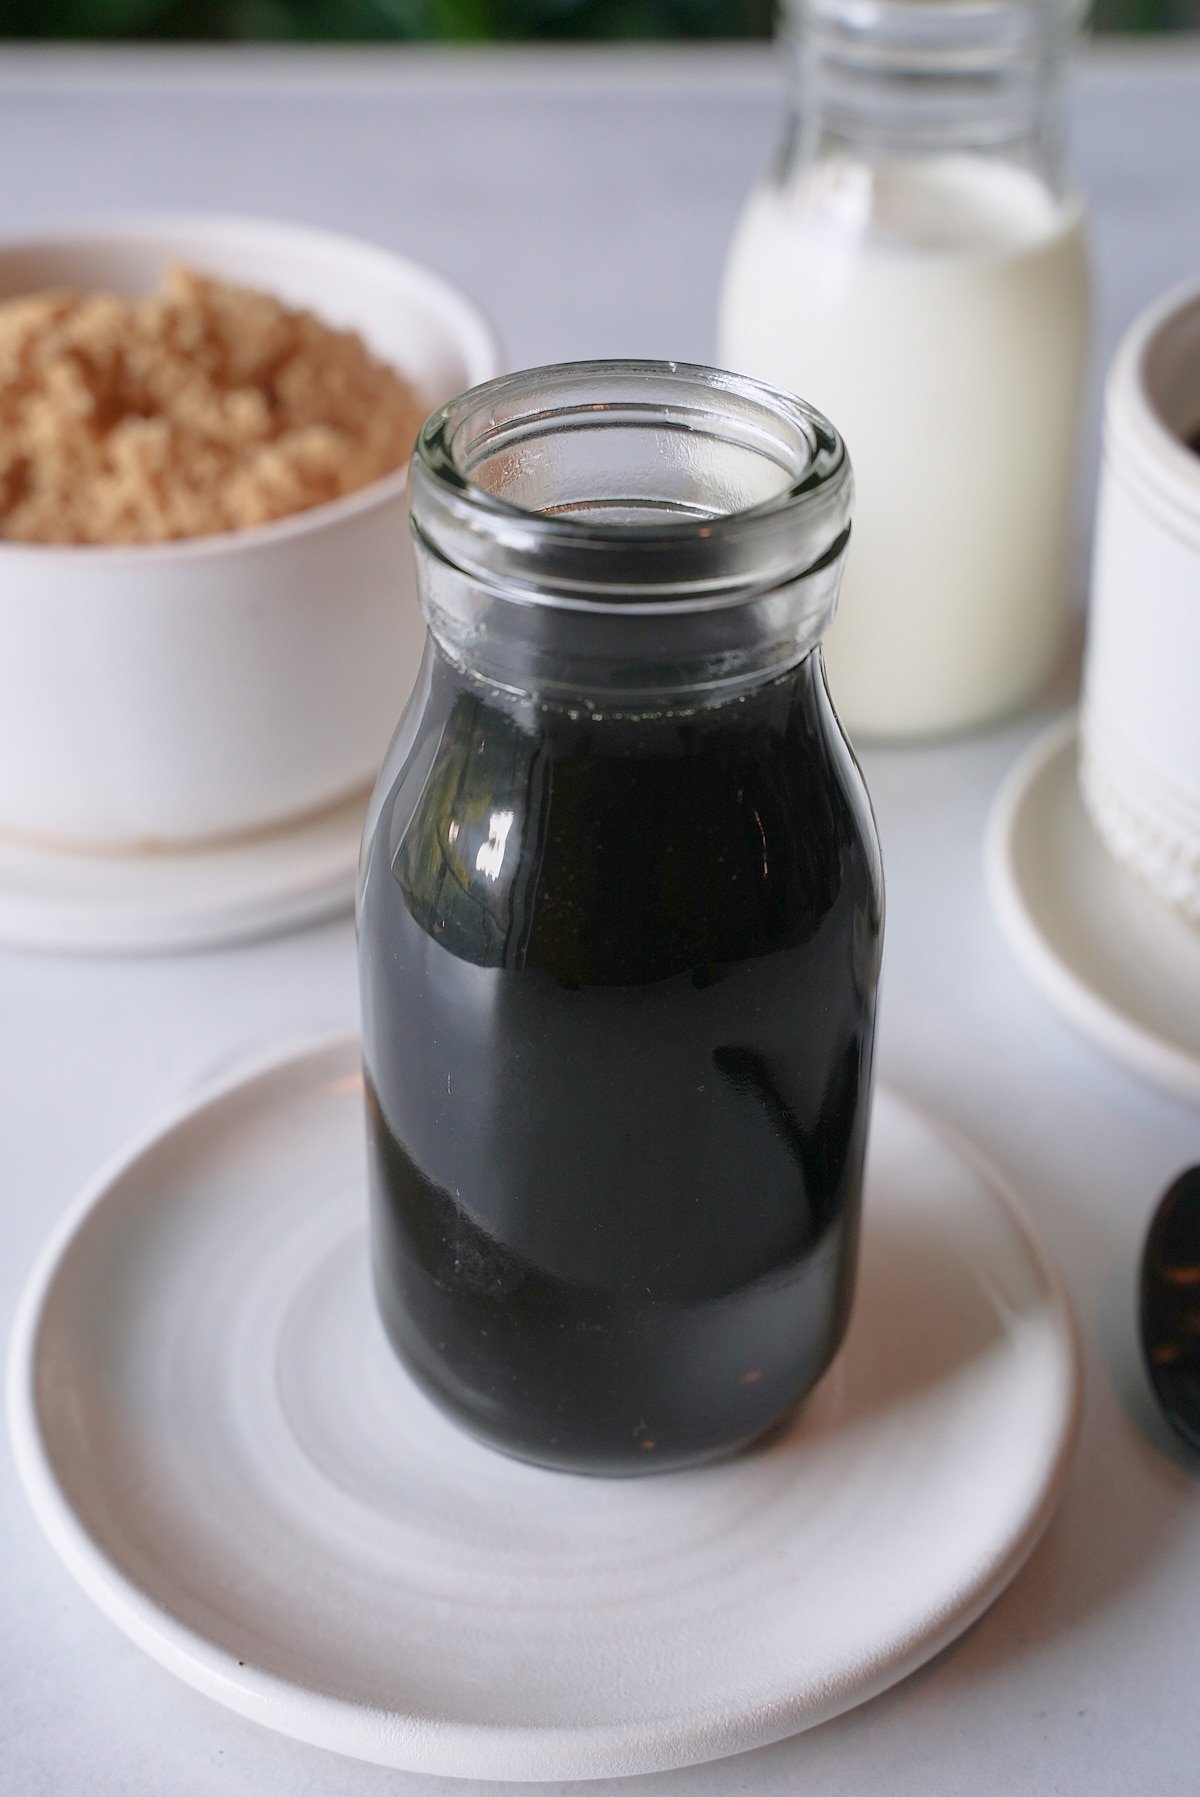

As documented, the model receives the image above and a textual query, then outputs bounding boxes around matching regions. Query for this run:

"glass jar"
[357,361,883,1475]
[719,0,1090,740]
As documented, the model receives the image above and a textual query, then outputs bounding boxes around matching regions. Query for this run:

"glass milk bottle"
[719,0,1090,739]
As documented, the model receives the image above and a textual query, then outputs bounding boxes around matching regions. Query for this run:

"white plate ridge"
[7,1037,1080,1782]
[0,790,364,954]
[987,714,1200,1106]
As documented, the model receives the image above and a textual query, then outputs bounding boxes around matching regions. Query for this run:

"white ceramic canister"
[1080,275,1200,924]
[719,0,1090,740]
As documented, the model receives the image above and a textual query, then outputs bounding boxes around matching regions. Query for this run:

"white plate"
[7,1038,1080,1783]
[987,715,1200,1106]
[0,792,364,954]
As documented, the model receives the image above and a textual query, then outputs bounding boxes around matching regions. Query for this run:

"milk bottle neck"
[782,0,1084,197]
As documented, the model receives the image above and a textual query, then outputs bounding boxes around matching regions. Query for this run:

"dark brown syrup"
[358,643,882,1473]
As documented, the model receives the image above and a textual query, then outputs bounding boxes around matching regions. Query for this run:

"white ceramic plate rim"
[6,1035,1081,1780]
[0,789,363,956]
[986,713,1200,1107]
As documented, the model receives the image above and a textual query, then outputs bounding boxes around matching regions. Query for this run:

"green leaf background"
[0,0,1186,38]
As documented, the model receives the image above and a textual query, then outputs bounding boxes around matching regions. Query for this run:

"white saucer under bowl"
[7,1038,1080,1782]
[0,791,364,954]
[987,715,1200,1106]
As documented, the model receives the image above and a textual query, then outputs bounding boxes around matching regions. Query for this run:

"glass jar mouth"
[411,360,851,610]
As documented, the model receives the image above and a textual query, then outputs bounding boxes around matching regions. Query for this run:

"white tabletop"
[2,41,1199,1797]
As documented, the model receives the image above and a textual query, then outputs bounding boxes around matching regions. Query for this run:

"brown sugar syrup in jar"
[358,362,883,1475]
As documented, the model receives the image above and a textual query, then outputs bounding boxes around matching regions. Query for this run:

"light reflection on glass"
[475,809,515,882]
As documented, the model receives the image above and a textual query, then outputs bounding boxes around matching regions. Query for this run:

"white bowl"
[0,216,501,849]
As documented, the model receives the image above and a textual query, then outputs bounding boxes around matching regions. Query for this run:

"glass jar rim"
[795,0,1087,53]
[410,359,852,612]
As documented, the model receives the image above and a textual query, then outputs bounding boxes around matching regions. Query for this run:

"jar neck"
[415,542,844,705]
[410,361,852,704]
[782,0,1083,192]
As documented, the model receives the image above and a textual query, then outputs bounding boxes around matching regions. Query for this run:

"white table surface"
[2,39,1199,1797]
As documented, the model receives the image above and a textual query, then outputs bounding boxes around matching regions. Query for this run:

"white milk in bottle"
[719,0,1090,739]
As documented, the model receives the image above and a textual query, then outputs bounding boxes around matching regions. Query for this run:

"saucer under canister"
[7,1037,1080,1781]
[0,791,363,954]
[988,715,1200,1105]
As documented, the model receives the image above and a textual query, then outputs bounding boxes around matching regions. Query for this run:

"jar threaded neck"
[786,0,1084,174]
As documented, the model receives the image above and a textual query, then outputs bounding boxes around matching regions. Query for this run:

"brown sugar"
[0,265,422,545]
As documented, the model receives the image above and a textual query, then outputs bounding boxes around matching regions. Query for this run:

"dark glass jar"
[357,361,883,1476]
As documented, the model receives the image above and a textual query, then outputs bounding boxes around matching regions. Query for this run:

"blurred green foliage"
[0,0,1184,34]
[0,0,772,37]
